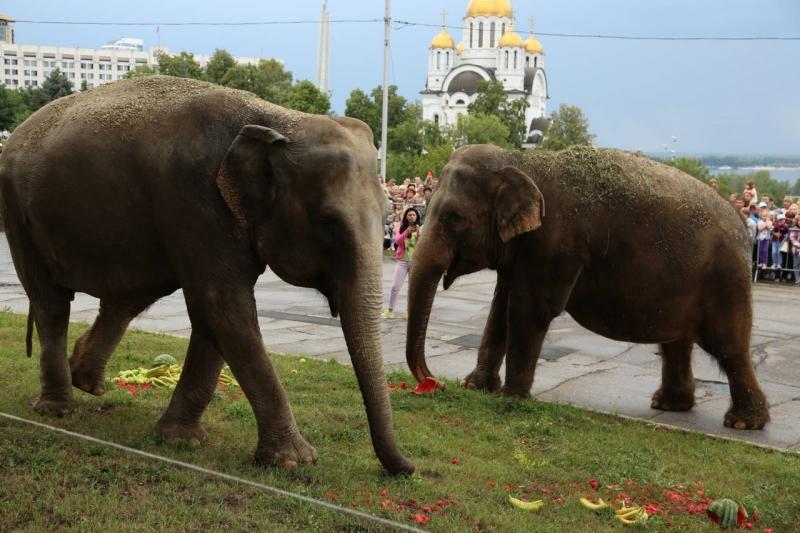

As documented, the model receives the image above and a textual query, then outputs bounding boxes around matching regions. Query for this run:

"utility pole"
[380,0,391,180]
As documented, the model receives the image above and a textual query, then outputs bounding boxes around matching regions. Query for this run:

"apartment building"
[1,15,267,91]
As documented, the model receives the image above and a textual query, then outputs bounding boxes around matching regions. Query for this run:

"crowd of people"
[715,179,800,284]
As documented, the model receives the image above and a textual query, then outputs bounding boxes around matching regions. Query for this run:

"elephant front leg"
[155,330,225,447]
[463,277,508,392]
[500,262,580,398]
[182,288,317,467]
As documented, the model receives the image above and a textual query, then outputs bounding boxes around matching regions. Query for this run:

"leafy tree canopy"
[540,103,595,150]
[204,49,236,85]
[284,80,331,115]
[41,68,74,101]
[157,52,203,79]
[468,80,528,148]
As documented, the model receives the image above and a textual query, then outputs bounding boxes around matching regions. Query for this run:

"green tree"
[124,65,157,79]
[344,88,379,139]
[18,86,50,113]
[345,85,415,146]
[0,86,25,130]
[454,114,511,147]
[221,59,293,104]
[204,49,236,85]
[670,158,710,181]
[41,68,74,101]
[540,104,595,150]
[468,80,528,148]
[157,52,203,79]
[284,80,331,115]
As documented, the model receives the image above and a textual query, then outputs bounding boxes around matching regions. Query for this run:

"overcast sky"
[4,0,799,155]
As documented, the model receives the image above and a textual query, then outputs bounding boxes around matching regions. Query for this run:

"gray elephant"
[406,144,768,430]
[0,76,414,474]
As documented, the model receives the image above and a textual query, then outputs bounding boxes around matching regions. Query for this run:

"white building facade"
[1,16,267,91]
[421,0,549,145]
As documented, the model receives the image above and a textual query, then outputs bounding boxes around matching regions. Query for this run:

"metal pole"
[380,0,391,180]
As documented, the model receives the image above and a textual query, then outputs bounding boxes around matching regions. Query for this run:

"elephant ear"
[216,125,288,230]
[494,166,545,243]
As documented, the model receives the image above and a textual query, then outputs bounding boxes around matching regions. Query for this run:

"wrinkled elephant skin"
[406,144,768,430]
[0,76,413,475]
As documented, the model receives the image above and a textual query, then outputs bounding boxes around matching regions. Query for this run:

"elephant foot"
[69,358,107,396]
[498,384,531,399]
[33,395,75,417]
[724,400,769,430]
[651,388,695,412]
[154,417,207,448]
[461,369,501,392]
[254,431,318,468]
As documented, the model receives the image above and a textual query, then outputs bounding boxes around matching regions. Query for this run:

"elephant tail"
[25,305,34,357]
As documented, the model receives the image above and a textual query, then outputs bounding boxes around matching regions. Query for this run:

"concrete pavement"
[1,234,798,452]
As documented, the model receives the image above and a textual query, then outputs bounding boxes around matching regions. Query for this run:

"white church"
[421,0,549,145]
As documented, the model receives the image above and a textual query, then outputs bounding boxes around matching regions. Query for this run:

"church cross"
[440,10,448,29]
[529,16,536,35]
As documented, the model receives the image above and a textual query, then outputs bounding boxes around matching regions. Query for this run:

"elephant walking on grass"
[0,76,414,474]
[406,144,769,430]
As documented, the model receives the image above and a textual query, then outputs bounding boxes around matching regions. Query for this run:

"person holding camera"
[382,207,422,319]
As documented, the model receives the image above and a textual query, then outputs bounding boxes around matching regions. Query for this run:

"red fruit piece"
[412,377,441,394]
[589,479,599,489]
[380,499,390,508]
[413,514,429,524]
[487,481,497,489]
[380,487,388,497]
[451,458,460,465]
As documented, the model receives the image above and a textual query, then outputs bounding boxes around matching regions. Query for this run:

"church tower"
[421,0,549,146]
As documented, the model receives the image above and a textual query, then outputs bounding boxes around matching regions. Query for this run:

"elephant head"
[216,115,414,475]
[406,145,544,384]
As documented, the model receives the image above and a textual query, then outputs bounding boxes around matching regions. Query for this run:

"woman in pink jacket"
[382,207,422,318]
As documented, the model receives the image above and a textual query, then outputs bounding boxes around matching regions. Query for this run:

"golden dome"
[498,27,524,47]
[456,42,465,55]
[524,36,543,53]
[466,0,513,18]
[431,29,455,49]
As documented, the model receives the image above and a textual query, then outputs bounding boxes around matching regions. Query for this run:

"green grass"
[0,311,796,531]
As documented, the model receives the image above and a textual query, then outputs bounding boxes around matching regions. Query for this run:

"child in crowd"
[756,209,772,269]
[772,213,789,274]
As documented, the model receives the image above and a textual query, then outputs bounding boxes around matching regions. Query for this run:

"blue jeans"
[772,241,784,269]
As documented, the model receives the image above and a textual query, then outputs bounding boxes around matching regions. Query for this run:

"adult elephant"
[406,144,768,430]
[0,76,414,474]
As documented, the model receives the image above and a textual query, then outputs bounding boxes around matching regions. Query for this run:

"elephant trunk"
[406,225,451,384]
[338,252,414,476]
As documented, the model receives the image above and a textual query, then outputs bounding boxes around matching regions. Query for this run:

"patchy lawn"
[0,311,795,531]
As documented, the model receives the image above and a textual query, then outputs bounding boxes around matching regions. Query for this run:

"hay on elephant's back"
[513,146,751,253]
[19,76,304,149]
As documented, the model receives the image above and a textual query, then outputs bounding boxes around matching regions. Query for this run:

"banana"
[579,497,608,511]
[616,514,637,526]
[508,496,544,511]
[617,507,641,519]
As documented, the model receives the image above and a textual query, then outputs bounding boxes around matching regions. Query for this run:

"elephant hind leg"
[651,337,695,412]
[69,296,160,396]
[696,304,769,430]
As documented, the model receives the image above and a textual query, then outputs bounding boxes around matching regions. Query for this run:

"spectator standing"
[708,178,720,193]
[788,212,800,285]
[756,207,772,270]
[772,213,789,277]
[382,207,422,319]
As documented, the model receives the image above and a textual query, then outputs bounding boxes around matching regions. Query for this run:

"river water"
[709,166,800,184]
